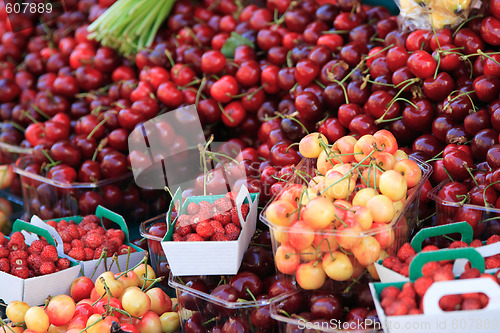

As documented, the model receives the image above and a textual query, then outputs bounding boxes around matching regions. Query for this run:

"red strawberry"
[0,258,9,272]
[56,258,71,270]
[84,248,94,260]
[240,204,250,219]
[59,231,73,243]
[0,234,5,246]
[399,296,417,309]
[66,224,81,240]
[421,245,439,252]
[230,207,242,227]
[196,221,215,239]
[172,233,184,242]
[224,223,241,240]
[209,220,225,234]
[399,282,416,299]
[421,261,441,277]
[470,239,484,247]
[28,240,48,255]
[392,261,404,274]
[0,246,9,258]
[400,265,409,277]
[213,212,231,226]
[414,276,433,297]
[177,214,192,227]
[382,256,398,269]
[381,286,400,299]
[9,250,29,267]
[192,214,210,226]
[7,239,27,252]
[397,243,416,262]
[71,239,85,249]
[462,298,482,310]
[485,256,500,269]
[186,202,199,215]
[40,245,59,262]
[11,265,29,279]
[449,240,469,249]
[83,233,104,250]
[27,254,42,270]
[9,231,25,243]
[68,247,86,261]
[185,233,204,242]
[460,267,481,279]
[117,245,136,255]
[214,198,233,212]
[89,227,106,235]
[487,235,500,245]
[81,215,100,225]
[385,300,409,316]
[225,191,237,203]
[198,201,217,217]
[408,309,423,315]
[432,267,454,282]
[46,220,57,229]
[175,224,192,237]
[82,222,98,232]
[105,229,125,244]
[94,246,109,259]
[39,261,56,275]
[57,220,69,231]
[439,294,462,311]
[210,233,229,241]
[380,296,395,310]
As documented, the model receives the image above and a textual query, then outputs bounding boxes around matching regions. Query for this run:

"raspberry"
[172,233,184,241]
[27,254,42,270]
[176,224,192,237]
[224,223,241,240]
[7,239,27,252]
[414,276,433,297]
[83,233,104,250]
[196,221,215,239]
[0,258,9,272]
[209,220,225,234]
[68,247,86,261]
[485,256,500,269]
[211,233,229,241]
[40,245,59,262]
[214,198,233,212]
[9,250,28,267]
[81,215,101,226]
[186,202,199,215]
[11,265,29,279]
[230,207,242,227]
[63,242,71,254]
[0,246,9,258]
[105,229,125,244]
[71,239,85,249]
[487,235,500,245]
[46,220,57,229]
[39,261,56,275]
[449,241,469,249]
[185,233,204,241]
[28,240,48,255]
[470,239,484,247]
[117,245,136,255]
[56,258,71,270]
[84,248,94,260]
[397,243,416,262]
[213,212,231,226]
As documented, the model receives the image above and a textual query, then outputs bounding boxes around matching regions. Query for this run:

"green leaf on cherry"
[221,32,255,58]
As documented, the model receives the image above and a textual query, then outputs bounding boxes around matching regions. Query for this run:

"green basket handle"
[12,219,56,247]
[165,188,183,241]
[410,222,473,252]
[95,205,129,243]
[409,248,485,280]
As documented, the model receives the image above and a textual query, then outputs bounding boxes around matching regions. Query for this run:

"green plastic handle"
[95,205,129,243]
[409,248,485,280]
[410,222,474,252]
[165,188,183,241]
[12,219,56,247]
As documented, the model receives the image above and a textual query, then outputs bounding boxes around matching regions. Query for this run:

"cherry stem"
[323,30,350,34]
[0,318,16,333]
[425,151,444,163]
[217,101,234,123]
[165,49,176,68]
[87,118,107,140]
[31,105,50,120]
[195,76,207,108]
[246,288,257,302]
[143,276,164,292]
[453,15,483,38]
[331,78,349,104]
[115,254,148,280]
[483,180,500,208]
[8,121,25,132]
[376,115,403,124]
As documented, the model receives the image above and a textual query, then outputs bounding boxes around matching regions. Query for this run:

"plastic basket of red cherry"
[161,186,259,276]
[260,131,432,291]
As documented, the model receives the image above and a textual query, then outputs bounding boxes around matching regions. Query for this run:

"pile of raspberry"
[379,264,500,316]
[382,235,500,277]
[0,231,71,279]
[46,214,136,261]
[172,192,250,242]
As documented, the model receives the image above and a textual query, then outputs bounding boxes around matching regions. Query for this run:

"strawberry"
[380,296,395,310]
[449,241,469,249]
[192,214,210,226]
[117,245,136,255]
[56,258,71,270]
[185,233,204,241]
[385,300,409,316]
[381,286,400,299]
[392,261,404,274]
[172,233,184,241]
[399,296,417,309]
[82,222,98,232]
[71,239,85,249]
[397,243,416,262]
[59,231,73,243]
[225,191,238,203]
[405,254,416,265]
[0,246,8,258]
[68,247,86,261]
[213,212,231,226]
[105,229,125,244]
[432,267,454,282]
[230,207,242,227]
[209,220,225,234]
[214,198,233,212]
[11,265,29,279]
[186,202,199,215]
[89,227,106,235]
[83,233,104,250]
[196,221,215,239]
[382,256,398,269]
[0,258,9,272]
[177,214,192,227]
[462,298,482,310]
[0,232,6,245]
[459,267,481,279]
[408,309,423,315]
[27,254,42,270]
[57,220,69,231]
[66,224,81,240]
[439,294,462,311]
[9,250,28,267]
[487,235,500,245]
[40,245,59,262]
[210,233,229,241]
[470,239,484,247]
[414,276,433,297]
[421,261,441,277]
[9,231,25,244]
[400,265,409,277]
[224,223,241,240]
[240,204,249,219]
[175,224,192,237]
[485,256,500,269]
[46,220,57,229]
[398,282,416,299]
[81,215,100,226]
[39,262,56,275]
[7,239,27,252]
[28,240,48,255]
[198,201,217,217]
[84,248,94,260]
[94,246,110,259]
[421,245,439,252]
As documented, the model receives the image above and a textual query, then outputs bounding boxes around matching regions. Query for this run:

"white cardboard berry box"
[370,249,500,333]
[30,205,145,281]
[375,222,500,283]
[0,220,80,306]
[161,185,259,276]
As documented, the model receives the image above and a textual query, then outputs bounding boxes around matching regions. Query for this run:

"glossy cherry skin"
[443,149,475,181]
[471,129,499,161]
[310,296,343,320]
[229,272,263,300]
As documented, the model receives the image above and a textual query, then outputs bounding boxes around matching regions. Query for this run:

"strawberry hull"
[161,186,259,276]
[0,220,80,306]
